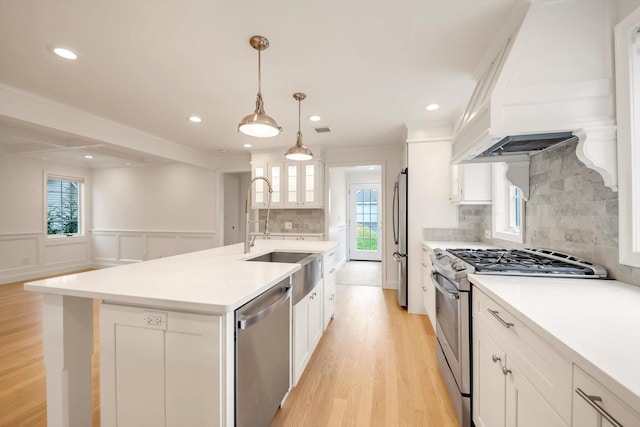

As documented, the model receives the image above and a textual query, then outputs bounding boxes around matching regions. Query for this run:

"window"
[355,188,379,251]
[492,162,524,243]
[616,8,640,267]
[46,175,83,237]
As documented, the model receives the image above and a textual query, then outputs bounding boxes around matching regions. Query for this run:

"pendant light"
[238,36,282,138]
[285,92,314,161]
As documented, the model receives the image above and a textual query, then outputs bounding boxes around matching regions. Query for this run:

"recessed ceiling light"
[243,144,252,148]
[309,115,321,122]
[189,115,202,123]
[53,47,78,60]
[425,103,440,111]
[84,155,94,159]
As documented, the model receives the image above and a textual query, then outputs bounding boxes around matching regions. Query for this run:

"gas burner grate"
[446,248,607,278]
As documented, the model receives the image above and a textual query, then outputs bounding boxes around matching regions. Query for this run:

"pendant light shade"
[238,36,282,138]
[285,93,313,161]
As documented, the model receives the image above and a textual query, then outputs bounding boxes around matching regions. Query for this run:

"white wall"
[0,154,92,284]
[328,167,346,228]
[91,163,218,266]
[324,144,403,289]
[406,140,458,314]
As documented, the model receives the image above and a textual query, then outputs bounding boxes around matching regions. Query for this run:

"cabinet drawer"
[573,365,640,427]
[323,250,336,271]
[421,245,433,266]
[475,289,572,424]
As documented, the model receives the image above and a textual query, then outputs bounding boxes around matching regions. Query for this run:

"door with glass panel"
[348,183,382,261]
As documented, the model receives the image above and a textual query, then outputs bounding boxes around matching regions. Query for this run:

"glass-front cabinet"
[250,162,284,209]
[284,160,324,208]
[251,157,324,209]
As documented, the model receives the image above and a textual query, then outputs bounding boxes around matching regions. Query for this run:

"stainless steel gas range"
[430,247,607,427]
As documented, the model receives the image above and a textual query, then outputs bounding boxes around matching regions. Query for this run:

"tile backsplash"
[258,209,325,234]
[424,139,640,286]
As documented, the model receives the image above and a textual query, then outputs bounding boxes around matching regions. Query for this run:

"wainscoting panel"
[0,234,40,271]
[93,233,118,262]
[91,230,217,267]
[180,235,217,254]
[0,233,91,285]
[146,235,179,260]
[44,240,90,266]
[119,234,145,263]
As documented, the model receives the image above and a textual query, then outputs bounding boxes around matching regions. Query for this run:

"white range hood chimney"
[452,0,618,193]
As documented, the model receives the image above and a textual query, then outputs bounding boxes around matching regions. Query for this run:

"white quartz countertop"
[25,240,337,314]
[469,274,640,410]
[423,240,499,250]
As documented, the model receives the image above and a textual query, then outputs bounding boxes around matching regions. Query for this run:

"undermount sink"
[245,251,321,305]
[245,251,313,264]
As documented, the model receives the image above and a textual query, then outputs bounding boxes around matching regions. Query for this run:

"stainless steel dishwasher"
[235,277,292,427]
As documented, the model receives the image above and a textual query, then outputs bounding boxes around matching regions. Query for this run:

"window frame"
[44,172,85,239]
[491,162,525,243]
[615,8,640,268]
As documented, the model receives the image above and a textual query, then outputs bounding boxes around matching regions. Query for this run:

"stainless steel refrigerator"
[392,169,408,308]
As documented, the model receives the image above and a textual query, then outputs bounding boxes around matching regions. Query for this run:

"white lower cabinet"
[474,286,640,427]
[100,303,223,427]
[474,323,507,427]
[573,365,640,427]
[323,250,337,330]
[421,244,435,330]
[292,286,323,385]
[473,287,571,427]
[475,322,565,427]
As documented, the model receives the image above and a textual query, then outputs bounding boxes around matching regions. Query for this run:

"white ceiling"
[0,0,516,166]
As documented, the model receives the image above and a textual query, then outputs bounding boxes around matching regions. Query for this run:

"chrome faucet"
[245,176,273,253]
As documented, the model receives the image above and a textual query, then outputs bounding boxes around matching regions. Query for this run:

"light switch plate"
[285,221,293,230]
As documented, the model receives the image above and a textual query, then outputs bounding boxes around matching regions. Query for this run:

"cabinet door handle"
[487,309,514,328]
[491,354,501,363]
[501,366,511,376]
[575,388,623,427]
[329,252,335,256]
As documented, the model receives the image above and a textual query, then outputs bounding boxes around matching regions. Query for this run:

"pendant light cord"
[257,48,262,95]
[298,97,301,135]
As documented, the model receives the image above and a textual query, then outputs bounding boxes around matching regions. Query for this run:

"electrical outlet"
[284,221,293,230]
[484,230,491,239]
[143,311,167,329]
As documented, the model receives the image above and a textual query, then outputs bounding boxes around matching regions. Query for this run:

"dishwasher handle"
[238,284,292,330]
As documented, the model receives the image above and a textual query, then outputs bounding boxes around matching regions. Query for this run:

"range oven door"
[432,269,470,395]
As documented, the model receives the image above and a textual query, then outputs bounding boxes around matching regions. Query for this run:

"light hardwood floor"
[1,275,457,427]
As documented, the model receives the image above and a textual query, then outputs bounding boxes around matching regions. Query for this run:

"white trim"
[616,6,640,268]
[492,162,525,244]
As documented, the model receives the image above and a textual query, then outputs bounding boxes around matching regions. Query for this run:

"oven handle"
[431,272,459,300]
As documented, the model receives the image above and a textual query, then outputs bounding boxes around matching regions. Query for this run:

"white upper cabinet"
[250,162,285,209]
[284,160,324,209]
[450,163,492,204]
[251,152,324,209]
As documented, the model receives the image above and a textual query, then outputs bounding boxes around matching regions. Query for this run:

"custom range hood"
[451,0,618,192]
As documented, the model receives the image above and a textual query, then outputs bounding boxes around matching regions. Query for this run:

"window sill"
[492,229,524,244]
[45,234,88,245]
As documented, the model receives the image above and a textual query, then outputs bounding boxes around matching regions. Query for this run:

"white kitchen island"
[24,239,337,427]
